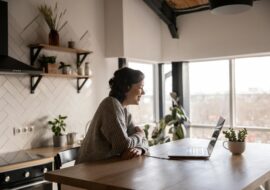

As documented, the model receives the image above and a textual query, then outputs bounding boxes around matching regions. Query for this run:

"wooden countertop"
[45,139,270,190]
[0,144,80,173]
[0,157,53,173]
[27,144,80,158]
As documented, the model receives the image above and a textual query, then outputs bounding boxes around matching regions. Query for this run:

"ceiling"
[144,0,256,39]
[144,0,210,39]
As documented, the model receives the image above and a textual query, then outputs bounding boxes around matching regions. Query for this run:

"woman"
[76,67,148,164]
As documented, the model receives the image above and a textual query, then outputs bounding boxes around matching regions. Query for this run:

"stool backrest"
[54,147,80,170]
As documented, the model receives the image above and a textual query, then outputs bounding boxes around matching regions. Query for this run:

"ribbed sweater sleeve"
[126,111,149,154]
[100,98,143,153]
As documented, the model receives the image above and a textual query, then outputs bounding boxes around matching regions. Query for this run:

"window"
[188,55,270,143]
[235,56,270,127]
[128,62,155,124]
[189,60,230,125]
[164,64,172,115]
[125,56,270,143]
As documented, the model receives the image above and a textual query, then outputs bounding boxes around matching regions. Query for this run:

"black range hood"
[0,1,42,74]
[0,55,42,74]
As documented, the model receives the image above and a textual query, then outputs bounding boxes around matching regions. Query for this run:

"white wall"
[105,0,162,62]
[104,0,124,58]
[123,0,162,62]
[0,0,112,152]
[1,0,162,153]
[162,0,270,61]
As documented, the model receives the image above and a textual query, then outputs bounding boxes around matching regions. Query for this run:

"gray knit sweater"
[76,97,149,164]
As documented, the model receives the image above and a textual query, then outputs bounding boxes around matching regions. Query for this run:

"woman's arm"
[100,99,144,153]
[126,111,149,154]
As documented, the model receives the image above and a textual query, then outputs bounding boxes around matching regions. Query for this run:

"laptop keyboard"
[189,147,208,156]
[177,147,208,156]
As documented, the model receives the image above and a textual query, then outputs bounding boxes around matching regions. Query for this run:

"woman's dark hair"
[109,67,144,102]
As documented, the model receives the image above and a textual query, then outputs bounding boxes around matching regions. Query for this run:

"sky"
[189,56,270,95]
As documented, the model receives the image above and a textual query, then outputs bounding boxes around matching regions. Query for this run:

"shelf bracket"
[76,53,90,68]
[30,75,42,94]
[30,47,43,65]
[77,77,89,93]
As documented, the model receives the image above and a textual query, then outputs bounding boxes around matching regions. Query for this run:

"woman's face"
[123,80,145,106]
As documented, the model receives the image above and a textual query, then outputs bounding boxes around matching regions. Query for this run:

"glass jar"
[77,67,84,75]
[85,62,92,76]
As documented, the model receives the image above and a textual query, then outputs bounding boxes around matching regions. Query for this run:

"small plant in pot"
[48,115,68,147]
[38,54,57,73]
[58,61,72,75]
[223,128,248,155]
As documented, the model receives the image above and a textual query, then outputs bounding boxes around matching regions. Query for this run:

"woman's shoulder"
[100,96,122,109]
[96,97,125,117]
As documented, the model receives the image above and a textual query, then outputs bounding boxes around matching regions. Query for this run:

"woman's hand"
[121,148,143,160]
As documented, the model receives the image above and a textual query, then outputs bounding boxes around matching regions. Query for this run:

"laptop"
[168,116,225,159]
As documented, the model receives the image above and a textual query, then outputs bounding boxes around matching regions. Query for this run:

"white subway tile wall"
[0,1,98,153]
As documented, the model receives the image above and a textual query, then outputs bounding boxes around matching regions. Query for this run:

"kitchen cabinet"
[28,44,93,94]
[0,145,80,189]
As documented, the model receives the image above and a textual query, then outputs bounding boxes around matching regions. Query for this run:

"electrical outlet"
[13,128,22,136]
[28,126,34,132]
[22,127,28,133]
[13,126,35,135]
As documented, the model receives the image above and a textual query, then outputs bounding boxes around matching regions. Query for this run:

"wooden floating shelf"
[28,43,93,93]
[28,44,93,54]
[30,73,91,94]
[41,73,91,79]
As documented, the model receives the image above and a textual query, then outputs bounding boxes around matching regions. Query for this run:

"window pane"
[189,60,230,125]
[235,56,270,127]
[164,64,172,115]
[128,62,154,124]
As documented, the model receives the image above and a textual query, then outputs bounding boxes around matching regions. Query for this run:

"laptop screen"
[207,117,226,155]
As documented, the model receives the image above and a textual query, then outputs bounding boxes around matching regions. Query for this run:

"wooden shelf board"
[41,73,91,78]
[28,44,93,54]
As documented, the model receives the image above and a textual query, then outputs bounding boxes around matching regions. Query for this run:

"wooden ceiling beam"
[144,0,179,38]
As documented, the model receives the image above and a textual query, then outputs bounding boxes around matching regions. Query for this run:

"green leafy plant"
[38,54,57,73]
[223,128,248,142]
[48,115,67,136]
[38,2,67,31]
[144,92,189,146]
[58,61,71,69]
[38,54,57,65]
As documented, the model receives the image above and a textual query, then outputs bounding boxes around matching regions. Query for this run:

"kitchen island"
[45,139,270,190]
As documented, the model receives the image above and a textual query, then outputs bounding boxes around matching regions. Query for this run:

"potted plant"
[144,92,189,146]
[38,54,57,73]
[58,61,72,75]
[48,115,68,147]
[223,128,248,155]
[38,2,67,46]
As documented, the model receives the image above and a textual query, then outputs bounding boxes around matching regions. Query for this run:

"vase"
[49,29,59,46]
[62,66,72,75]
[85,62,92,76]
[53,135,67,147]
[67,132,77,145]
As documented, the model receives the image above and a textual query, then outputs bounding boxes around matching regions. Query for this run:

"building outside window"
[235,56,270,128]
[189,56,270,143]
[189,60,230,125]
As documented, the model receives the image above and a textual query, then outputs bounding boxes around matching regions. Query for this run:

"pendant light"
[209,0,253,15]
